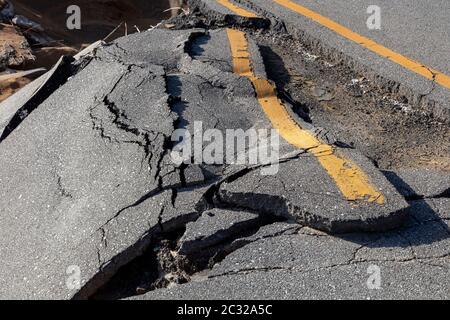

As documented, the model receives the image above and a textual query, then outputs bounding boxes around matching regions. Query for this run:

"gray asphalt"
[179,209,262,255]
[219,154,408,233]
[0,57,66,140]
[0,29,212,299]
[383,168,450,199]
[196,0,450,120]
[136,200,450,299]
[135,259,450,300]
[191,28,409,233]
[270,0,450,75]
[136,170,450,300]
[0,8,448,300]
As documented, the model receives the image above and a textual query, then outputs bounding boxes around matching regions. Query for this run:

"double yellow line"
[226,28,385,204]
[272,0,450,89]
[217,0,450,90]
[213,0,386,204]
[215,0,450,205]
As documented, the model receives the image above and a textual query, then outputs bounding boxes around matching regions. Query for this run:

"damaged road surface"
[0,6,449,300]
[188,0,450,122]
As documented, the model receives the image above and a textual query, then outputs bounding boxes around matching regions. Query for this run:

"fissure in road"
[225,28,385,204]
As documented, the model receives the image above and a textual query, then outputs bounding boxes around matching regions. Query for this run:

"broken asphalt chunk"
[218,152,409,233]
[187,0,269,28]
[179,209,262,255]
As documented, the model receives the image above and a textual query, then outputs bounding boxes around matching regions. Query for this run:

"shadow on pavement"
[341,170,449,249]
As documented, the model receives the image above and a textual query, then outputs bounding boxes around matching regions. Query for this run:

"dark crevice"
[179,163,188,187]
[195,149,309,212]
[258,44,311,122]
[87,160,305,300]
[97,181,184,232]
[188,215,289,272]
[56,175,73,199]
[195,167,256,212]
[91,227,189,300]
[434,188,450,199]
[75,209,201,300]
[90,204,290,300]
[0,55,77,143]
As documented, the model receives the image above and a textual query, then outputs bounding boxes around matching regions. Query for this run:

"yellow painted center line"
[272,0,450,90]
[215,0,259,18]
[226,28,385,204]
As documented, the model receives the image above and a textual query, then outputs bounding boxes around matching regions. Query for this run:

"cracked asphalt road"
[194,0,450,122]
[0,2,449,300]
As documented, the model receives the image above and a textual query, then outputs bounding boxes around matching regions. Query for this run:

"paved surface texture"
[0,4,449,300]
[0,29,210,299]
[186,0,268,28]
[134,168,450,300]
[196,0,450,121]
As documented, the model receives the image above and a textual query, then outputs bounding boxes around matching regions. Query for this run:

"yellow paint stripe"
[216,0,259,18]
[226,28,385,204]
[272,0,450,90]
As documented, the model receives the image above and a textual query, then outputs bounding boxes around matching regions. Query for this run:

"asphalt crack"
[0,55,78,143]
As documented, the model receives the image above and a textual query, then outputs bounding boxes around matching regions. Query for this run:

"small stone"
[312,86,334,101]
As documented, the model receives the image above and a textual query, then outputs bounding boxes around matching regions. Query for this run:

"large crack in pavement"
[0,41,102,143]
[70,26,295,299]
[222,0,450,123]
[91,207,292,300]
[0,56,77,142]
[100,17,448,299]
[130,212,449,299]
[0,4,448,300]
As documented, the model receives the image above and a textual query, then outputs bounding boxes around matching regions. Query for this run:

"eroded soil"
[252,30,450,171]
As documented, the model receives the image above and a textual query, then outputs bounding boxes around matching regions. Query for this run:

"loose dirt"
[12,0,175,48]
[1,0,180,102]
